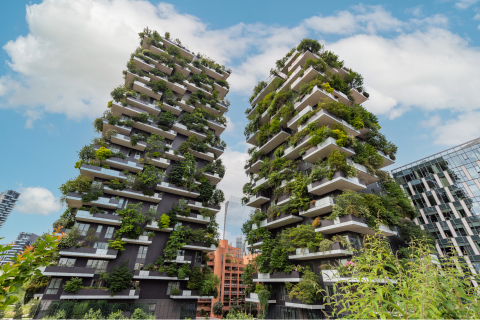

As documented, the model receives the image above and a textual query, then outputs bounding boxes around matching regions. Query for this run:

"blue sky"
[1,0,480,243]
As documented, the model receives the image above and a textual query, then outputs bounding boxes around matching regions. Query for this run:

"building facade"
[197,240,247,318]
[34,29,231,319]
[242,39,407,318]
[223,196,252,249]
[392,138,480,271]
[0,232,38,265]
[0,190,21,230]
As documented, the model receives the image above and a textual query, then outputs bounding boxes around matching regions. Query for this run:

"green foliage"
[115,202,145,240]
[62,277,83,293]
[130,308,155,319]
[107,310,127,319]
[289,269,320,304]
[212,301,224,316]
[59,175,91,201]
[297,38,322,53]
[12,302,23,319]
[107,238,126,251]
[249,81,267,103]
[163,226,187,260]
[110,85,126,100]
[135,165,163,193]
[166,263,178,277]
[177,263,191,280]
[280,225,323,252]
[158,214,171,229]
[198,180,214,203]
[104,261,133,296]
[366,127,398,160]
[81,190,103,203]
[187,266,204,290]
[158,110,176,131]
[82,308,103,319]
[78,144,96,162]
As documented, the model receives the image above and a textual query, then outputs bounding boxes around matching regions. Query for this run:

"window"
[90,279,104,288]
[149,204,158,212]
[120,115,130,121]
[135,151,141,160]
[127,150,132,157]
[46,278,62,294]
[134,263,144,270]
[58,258,76,267]
[105,227,115,239]
[118,197,125,208]
[93,242,108,249]
[454,203,467,217]
[130,281,140,289]
[177,250,185,256]
[74,222,90,236]
[426,192,437,206]
[110,144,121,153]
[467,182,480,197]
[195,252,202,263]
[86,260,109,273]
[96,225,103,233]
[435,190,450,204]
[437,174,450,188]
[92,180,103,190]
[137,246,148,259]
[167,282,180,294]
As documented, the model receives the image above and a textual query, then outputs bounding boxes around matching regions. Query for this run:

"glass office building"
[223,196,252,255]
[392,138,480,271]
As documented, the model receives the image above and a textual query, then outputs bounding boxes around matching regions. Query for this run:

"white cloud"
[455,0,480,9]
[430,112,480,145]
[16,187,62,215]
[475,14,480,20]
[421,114,442,127]
[406,5,424,17]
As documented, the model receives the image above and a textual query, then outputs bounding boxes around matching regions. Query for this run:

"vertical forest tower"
[242,39,419,318]
[35,29,230,319]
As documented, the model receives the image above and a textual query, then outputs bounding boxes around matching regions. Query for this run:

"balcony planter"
[165,255,193,264]
[175,213,210,224]
[60,288,140,300]
[76,210,122,226]
[288,242,349,260]
[246,191,270,208]
[59,247,118,259]
[103,186,162,203]
[307,171,366,196]
[105,157,144,173]
[284,295,325,310]
[66,192,119,209]
[133,270,189,280]
[253,271,302,282]
[187,200,221,214]
[252,212,302,230]
[257,130,290,155]
[246,292,277,303]
[126,97,162,115]
[39,266,97,277]
[302,137,355,163]
[169,290,213,299]
[156,182,200,198]
[121,235,152,245]
[299,197,335,217]
[315,214,397,237]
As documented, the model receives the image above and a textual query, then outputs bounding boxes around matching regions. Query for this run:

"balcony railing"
[315,214,397,236]
[60,288,139,300]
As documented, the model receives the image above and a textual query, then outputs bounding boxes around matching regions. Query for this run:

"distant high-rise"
[235,236,245,257]
[223,196,252,246]
[0,190,20,230]
[0,232,38,265]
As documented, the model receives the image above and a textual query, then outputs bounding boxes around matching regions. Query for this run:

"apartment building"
[0,190,20,230]
[0,232,38,265]
[242,39,410,318]
[392,138,480,271]
[34,29,231,319]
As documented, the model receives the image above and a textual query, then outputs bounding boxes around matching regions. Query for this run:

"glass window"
[454,202,467,217]
[167,282,180,294]
[424,177,439,190]
[438,174,450,188]
[105,227,115,239]
[411,179,426,194]
[58,258,76,267]
[137,246,148,259]
[86,259,108,273]
[91,180,103,190]
[117,197,125,208]
[93,242,108,249]
[110,144,121,153]
[467,182,480,197]
[425,192,437,206]
[436,190,450,204]
[96,225,103,233]
[74,222,90,236]
[134,263,144,270]
[135,151,141,160]
[46,278,62,294]
[450,156,464,167]
[467,167,480,179]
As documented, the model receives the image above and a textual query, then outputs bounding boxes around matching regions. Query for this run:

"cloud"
[406,5,424,17]
[421,114,441,127]
[15,187,62,215]
[429,112,480,145]
[455,0,480,9]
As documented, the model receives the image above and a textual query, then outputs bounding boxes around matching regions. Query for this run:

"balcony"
[299,197,335,217]
[177,99,195,113]
[302,137,355,163]
[246,292,276,304]
[175,63,191,77]
[126,97,162,115]
[251,74,284,106]
[291,66,325,92]
[284,135,311,160]
[182,242,217,252]
[377,150,395,168]
[80,164,127,181]
[111,101,146,118]
[194,101,220,115]
[148,73,187,95]
[358,127,371,139]
[348,160,379,184]
[252,176,269,189]
[175,213,211,224]
[164,150,186,161]
[315,214,397,236]
[66,192,119,209]
[246,240,263,250]
[288,242,350,260]
[188,63,202,75]
[185,81,212,98]
[133,81,162,100]
[307,172,366,196]
[217,100,229,115]
[133,56,155,72]
[156,182,200,198]
[214,82,229,98]
[105,157,144,173]
[165,255,193,264]
[203,65,224,81]
[297,109,360,137]
[125,70,149,85]
[288,50,320,73]
[189,148,215,161]
[187,201,221,214]
[257,130,290,154]
[160,102,183,116]
[204,172,222,185]
[149,46,173,75]
[60,288,139,300]
[246,130,259,146]
[121,235,152,245]
[253,213,303,230]
[207,119,226,136]
[132,120,177,140]
[350,88,368,104]
[170,290,213,300]
[245,160,264,174]
[39,266,96,277]
[287,105,314,129]
[163,38,195,59]
[276,65,303,92]
[133,270,188,280]
[59,247,118,259]
[103,186,162,203]
[284,295,325,310]
[246,192,270,208]
[294,86,337,113]
[172,122,207,140]
[76,210,122,226]
[150,156,171,169]
[110,134,147,151]
[145,222,173,232]
[253,271,302,282]
[102,119,131,136]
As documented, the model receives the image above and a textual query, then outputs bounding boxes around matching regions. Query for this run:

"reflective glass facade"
[0,190,20,230]
[392,138,480,271]
[223,196,252,254]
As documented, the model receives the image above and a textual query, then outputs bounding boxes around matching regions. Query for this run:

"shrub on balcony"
[158,214,171,229]
[177,263,191,280]
[289,269,320,304]
[110,86,126,101]
[157,110,175,131]
[108,238,126,251]
[321,50,344,69]
[280,225,323,253]
[249,81,267,103]
[60,175,92,202]
[81,190,103,203]
[108,179,126,191]
[169,71,186,85]
[134,165,164,195]
[115,202,145,239]
[63,277,83,293]
[103,261,133,296]
[297,38,322,54]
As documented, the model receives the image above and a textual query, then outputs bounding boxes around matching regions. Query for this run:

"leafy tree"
[62,277,83,293]
[289,269,320,304]
[212,301,224,316]
[104,261,133,296]
[131,308,155,319]
[115,202,145,239]
[82,308,103,319]
[12,302,23,319]
[95,147,112,160]
[187,266,203,290]
[107,310,127,319]
[297,38,322,53]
